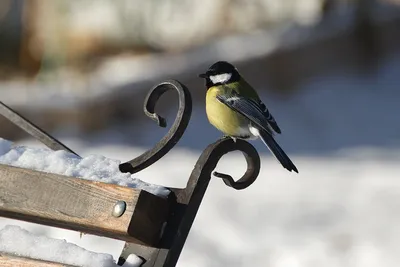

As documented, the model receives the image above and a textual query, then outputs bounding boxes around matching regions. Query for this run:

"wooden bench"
[0,80,260,267]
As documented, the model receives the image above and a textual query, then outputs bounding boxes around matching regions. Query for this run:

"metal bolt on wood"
[112,200,127,217]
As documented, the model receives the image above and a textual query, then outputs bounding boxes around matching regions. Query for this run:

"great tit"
[199,61,298,173]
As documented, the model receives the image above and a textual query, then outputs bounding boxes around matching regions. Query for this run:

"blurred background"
[1,0,400,266]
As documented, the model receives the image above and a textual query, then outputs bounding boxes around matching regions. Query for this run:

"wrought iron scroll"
[0,101,80,157]
[119,80,192,174]
[163,137,260,266]
[188,137,260,191]
[118,137,260,267]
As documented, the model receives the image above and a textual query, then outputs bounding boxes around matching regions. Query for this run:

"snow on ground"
[0,138,169,197]
[1,142,400,267]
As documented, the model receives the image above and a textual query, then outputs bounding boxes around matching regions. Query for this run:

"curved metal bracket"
[211,139,260,190]
[119,80,192,174]
[141,137,261,267]
[184,136,260,196]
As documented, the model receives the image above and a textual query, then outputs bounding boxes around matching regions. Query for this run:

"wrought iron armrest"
[0,79,261,267]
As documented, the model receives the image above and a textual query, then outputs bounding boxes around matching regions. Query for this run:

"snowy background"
[2,51,400,266]
[1,0,400,266]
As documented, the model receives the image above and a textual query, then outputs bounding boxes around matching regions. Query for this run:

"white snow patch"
[124,254,144,267]
[0,225,140,267]
[0,138,169,197]
[0,138,12,155]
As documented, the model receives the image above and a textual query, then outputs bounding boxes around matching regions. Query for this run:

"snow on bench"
[0,137,171,246]
[0,225,142,267]
[0,138,169,198]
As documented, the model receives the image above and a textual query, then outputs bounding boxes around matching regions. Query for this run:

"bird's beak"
[198,73,208,78]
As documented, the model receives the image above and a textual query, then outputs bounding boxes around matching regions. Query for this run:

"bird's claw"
[221,135,237,143]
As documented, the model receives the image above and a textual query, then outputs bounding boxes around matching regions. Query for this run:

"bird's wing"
[216,91,281,134]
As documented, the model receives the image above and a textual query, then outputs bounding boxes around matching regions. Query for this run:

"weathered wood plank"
[0,253,75,267]
[0,164,169,245]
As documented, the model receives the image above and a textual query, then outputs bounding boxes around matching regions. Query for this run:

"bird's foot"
[221,135,236,143]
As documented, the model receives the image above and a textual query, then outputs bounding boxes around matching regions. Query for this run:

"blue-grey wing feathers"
[216,93,281,134]
[216,92,298,173]
[257,101,281,134]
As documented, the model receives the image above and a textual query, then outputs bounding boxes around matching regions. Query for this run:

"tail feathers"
[257,128,298,173]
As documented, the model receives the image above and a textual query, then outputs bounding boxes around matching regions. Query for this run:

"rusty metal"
[0,101,80,157]
[0,79,261,267]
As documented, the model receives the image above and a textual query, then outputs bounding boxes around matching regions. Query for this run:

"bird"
[199,61,298,173]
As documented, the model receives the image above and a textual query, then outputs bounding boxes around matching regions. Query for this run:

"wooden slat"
[0,164,169,246]
[0,253,75,267]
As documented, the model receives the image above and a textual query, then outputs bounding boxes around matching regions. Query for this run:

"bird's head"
[199,61,240,88]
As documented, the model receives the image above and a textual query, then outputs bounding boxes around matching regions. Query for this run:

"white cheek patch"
[209,73,232,84]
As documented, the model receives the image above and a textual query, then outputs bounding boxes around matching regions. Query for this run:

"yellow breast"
[206,86,249,137]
